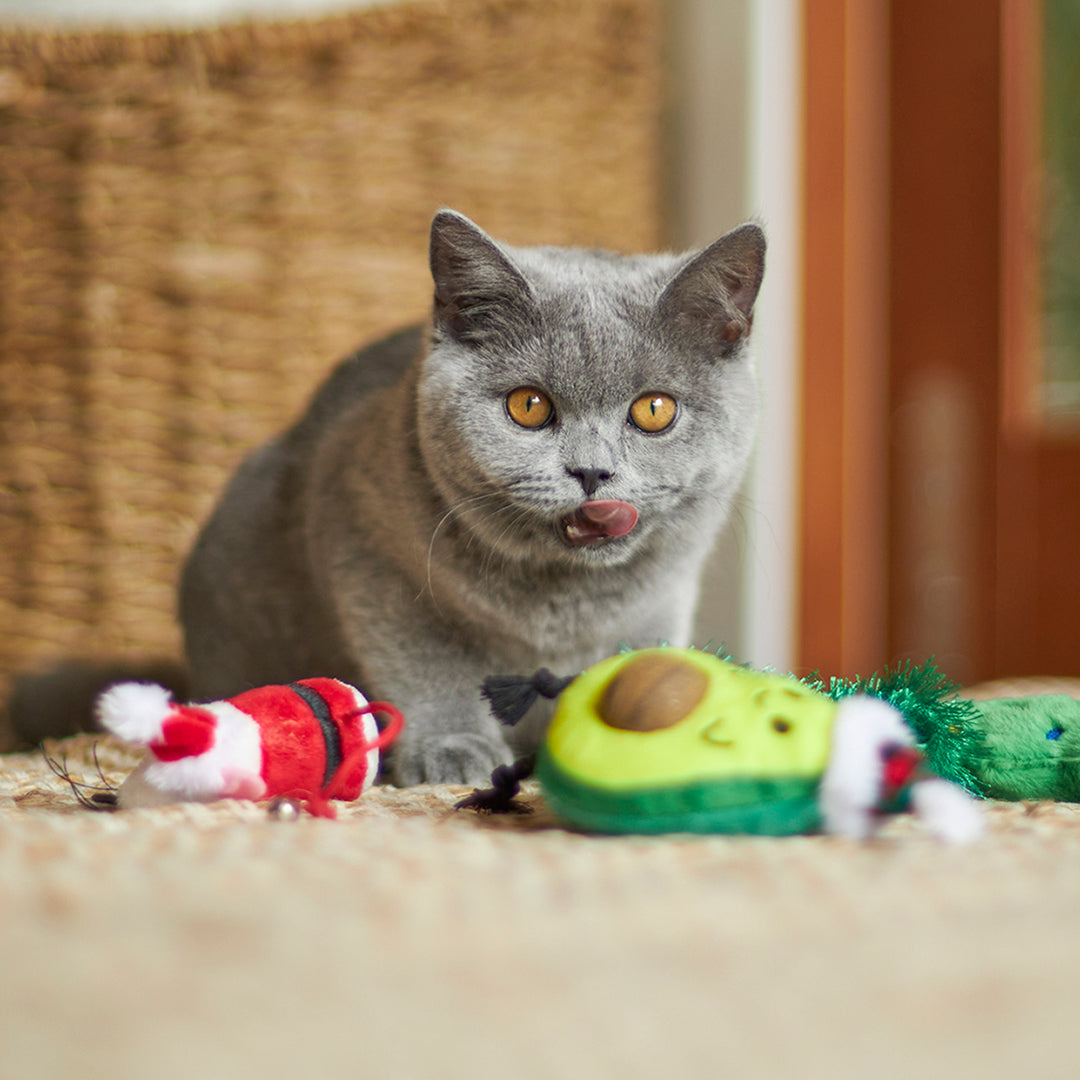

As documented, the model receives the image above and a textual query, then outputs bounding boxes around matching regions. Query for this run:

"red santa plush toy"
[95,678,403,814]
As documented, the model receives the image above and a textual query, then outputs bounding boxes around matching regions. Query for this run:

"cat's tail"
[4,658,190,750]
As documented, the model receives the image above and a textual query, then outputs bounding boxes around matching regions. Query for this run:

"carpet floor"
[3,734,1080,1079]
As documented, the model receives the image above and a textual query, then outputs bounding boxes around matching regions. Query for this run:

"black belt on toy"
[288,682,342,789]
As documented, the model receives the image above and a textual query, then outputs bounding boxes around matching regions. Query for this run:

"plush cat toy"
[464,648,985,842]
[94,678,403,815]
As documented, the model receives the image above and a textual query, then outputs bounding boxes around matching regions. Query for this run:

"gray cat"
[179,210,765,785]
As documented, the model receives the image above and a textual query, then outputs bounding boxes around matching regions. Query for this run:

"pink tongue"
[579,500,639,538]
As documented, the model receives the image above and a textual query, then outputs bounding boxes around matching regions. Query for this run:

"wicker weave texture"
[0,0,663,693]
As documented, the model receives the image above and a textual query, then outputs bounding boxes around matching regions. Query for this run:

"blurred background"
[0,0,1076,731]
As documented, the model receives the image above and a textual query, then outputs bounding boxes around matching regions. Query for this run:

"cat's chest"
[463,564,689,663]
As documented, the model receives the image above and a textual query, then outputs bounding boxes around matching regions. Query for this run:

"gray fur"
[180,210,765,785]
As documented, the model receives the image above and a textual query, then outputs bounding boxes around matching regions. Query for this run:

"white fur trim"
[910,778,984,844]
[819,696,914,839]
[342,682,378,794]
[124,700,263,807]
[95,682,174,744]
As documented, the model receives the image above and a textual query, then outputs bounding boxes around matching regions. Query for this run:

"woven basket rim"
[0,0,608,64]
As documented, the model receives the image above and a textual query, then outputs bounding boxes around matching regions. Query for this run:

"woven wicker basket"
[0,0,664,721]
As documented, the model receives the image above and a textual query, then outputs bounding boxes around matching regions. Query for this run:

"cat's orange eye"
[629,392,677,433]
[506,387,554,429]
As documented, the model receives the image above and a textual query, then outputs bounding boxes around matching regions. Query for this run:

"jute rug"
[4,731,1080,1079]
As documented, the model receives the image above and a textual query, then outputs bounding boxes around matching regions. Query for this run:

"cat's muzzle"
[559,500,639,548]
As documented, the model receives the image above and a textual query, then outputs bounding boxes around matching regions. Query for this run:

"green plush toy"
[968,697,1080,798]
[462,648,986,841]
[819,662,1080,802]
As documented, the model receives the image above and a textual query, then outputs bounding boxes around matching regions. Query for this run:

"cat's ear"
[429,210,537,342]
[658,223,766,355]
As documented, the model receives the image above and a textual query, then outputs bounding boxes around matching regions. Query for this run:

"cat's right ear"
[429,210,537,343]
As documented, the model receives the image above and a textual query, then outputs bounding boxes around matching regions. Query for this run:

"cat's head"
[417,210,765,569]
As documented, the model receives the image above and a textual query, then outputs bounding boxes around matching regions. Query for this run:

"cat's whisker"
[420,491,507,604]
[460,500,525,572]
[420,493,493,602]
[477,504,536,581]
[724,490,785,568]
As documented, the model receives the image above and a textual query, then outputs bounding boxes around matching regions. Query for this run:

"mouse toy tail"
[480,669,575,726]
[455,755,537,814]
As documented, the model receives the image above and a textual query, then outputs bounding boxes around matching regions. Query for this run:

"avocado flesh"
[544,649,837,791]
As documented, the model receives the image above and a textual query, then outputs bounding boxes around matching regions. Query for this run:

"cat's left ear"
[659,223,766,354]
[429,209,537,342]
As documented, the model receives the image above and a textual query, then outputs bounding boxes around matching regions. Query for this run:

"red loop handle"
[356,701,405,754]
[318,700,404,803]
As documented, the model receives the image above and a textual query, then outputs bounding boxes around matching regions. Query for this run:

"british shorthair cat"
[179,209,765,785]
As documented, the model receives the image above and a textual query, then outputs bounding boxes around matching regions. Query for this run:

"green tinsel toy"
[817,659,1080,802]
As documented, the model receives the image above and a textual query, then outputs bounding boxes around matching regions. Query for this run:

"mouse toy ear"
[481,669,575,726]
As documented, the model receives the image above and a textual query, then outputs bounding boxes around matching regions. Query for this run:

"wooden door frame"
[799,0,1008,682]
[798,0,891,679]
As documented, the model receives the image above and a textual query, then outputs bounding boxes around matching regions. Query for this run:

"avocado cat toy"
[465,648,984,842]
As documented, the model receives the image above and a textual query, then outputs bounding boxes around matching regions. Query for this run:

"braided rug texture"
[5,725,1080,1080]
[0,0,663,707]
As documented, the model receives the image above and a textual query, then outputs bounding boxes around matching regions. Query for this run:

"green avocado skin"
[971,696,1080,801]
[536,749,824,836]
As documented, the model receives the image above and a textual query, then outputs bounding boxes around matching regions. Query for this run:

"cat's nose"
[567,466,612,496]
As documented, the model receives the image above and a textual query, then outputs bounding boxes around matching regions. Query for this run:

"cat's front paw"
[391,732,509,787]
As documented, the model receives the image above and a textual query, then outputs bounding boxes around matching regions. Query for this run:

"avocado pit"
[599,653,709,732]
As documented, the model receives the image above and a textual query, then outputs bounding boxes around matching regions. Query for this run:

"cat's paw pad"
[392,733,508,787]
